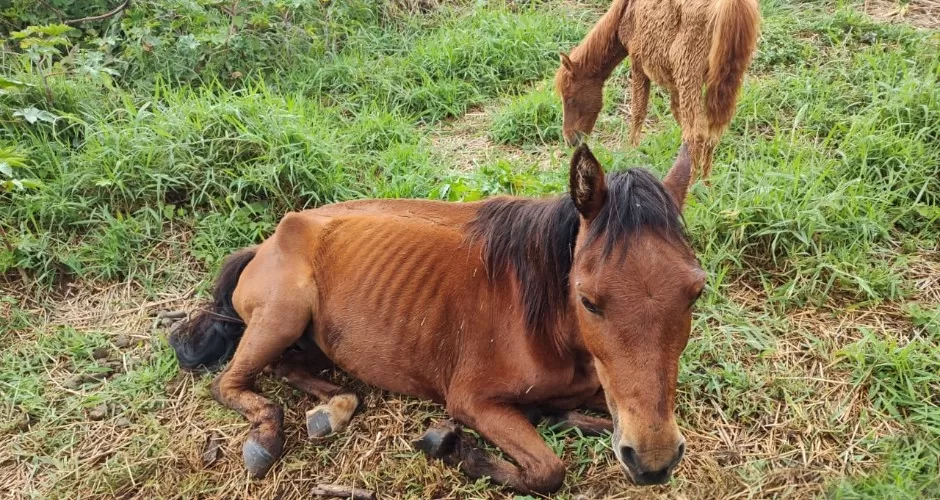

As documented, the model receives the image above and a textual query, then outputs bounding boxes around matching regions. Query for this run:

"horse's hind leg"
[672,38,709,180]
[267,351,360,438]
[700,133,719,180]
[629,58,651,147]
[211,309,308,478]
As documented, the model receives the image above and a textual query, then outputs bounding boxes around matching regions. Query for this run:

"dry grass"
[1,263,931,499]
[864,0,940,28]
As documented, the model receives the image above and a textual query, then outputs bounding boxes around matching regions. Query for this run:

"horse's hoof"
[414,420,460,459]
[306,407,333,438]
[242,436,278,478]
[306,394,358,439]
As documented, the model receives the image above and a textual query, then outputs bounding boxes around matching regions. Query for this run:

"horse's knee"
[525,456,566,494]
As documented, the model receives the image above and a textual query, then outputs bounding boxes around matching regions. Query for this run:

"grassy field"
[1,0,938,498]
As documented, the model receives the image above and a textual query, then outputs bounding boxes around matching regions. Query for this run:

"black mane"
[466,167,688,348]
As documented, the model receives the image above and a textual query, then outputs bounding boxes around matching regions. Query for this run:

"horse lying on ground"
[555,0,760,179]
[169,144,705,493]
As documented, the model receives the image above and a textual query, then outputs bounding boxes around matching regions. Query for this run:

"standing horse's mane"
[566,0,630,77]
[466,168,689,353]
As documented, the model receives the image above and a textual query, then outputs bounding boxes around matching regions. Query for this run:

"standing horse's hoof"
[414,420,460,459]
[242,436,279,478]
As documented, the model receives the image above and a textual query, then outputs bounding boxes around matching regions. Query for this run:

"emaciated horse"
[169,144,705,493]
[555,0,760,179]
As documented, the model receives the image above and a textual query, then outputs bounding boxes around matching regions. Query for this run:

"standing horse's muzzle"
[564,130,586,147]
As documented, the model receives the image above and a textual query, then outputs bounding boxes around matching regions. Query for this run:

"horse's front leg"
[418,400,566,494]
[523,392,612,437]
[544,411,613,436]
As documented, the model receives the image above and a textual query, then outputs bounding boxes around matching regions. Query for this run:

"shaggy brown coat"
[556,0,760,179]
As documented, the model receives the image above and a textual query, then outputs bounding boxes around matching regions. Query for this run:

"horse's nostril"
[668,441,686,471]
[620,445,639,471]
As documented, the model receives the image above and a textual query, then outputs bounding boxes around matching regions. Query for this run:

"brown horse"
[169,144,705,493]
[555,0,760,179]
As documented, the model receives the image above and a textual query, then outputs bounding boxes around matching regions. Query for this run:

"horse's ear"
[559,52,575,72]
[569,144,608,220]
[663,143,692,212]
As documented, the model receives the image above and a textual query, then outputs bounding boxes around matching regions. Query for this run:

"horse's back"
[626,0,714,86]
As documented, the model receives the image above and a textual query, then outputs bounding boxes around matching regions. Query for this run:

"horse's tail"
[705,0,760,136]
[168,247,256,371]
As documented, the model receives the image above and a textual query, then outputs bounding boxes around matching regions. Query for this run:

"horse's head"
[568,144,703,486]
[555,53,604,147]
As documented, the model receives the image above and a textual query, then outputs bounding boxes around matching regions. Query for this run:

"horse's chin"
[564,130,586,147]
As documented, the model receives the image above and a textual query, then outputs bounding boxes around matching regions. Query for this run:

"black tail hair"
[168,247,256,372]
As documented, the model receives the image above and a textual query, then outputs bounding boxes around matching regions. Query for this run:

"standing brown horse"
[169,144,705,493]
[555,0,760,179]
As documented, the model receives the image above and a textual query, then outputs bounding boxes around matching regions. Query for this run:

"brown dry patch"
[864,0,940,28]
[428,106,568,173]
[906,248,940,304]
[427,108,494,172]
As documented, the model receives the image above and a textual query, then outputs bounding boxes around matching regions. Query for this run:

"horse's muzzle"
[617,441,685,486]
[564,130,586,147]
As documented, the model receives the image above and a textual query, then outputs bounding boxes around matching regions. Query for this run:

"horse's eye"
[581,296,601,315]
[690,288,705,307]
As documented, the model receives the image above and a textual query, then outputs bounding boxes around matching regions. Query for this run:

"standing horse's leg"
[669,88,681,127]
[210,309,308,478]
[675,78,706,179]
[629,58,651,147]
[700,134,719,180]
[423,401,567,494]
[673,41,709,180]
[266,350,360,438]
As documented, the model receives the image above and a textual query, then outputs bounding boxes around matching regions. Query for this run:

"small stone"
[88,404,109,421]
[115,417,132,428]
[64,375,85,390]
[159,310,187,320]
[202,431,223,466]
[12,412,30,431]
[165,374,186,396]
[104,359,124,373]
[82,369,112,383]
[114,335,133,348]
[169,322,184,335]
[92,347,111,360]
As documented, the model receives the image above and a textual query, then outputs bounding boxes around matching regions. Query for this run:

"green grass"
[1,0,938,498]
[488,84,563,145]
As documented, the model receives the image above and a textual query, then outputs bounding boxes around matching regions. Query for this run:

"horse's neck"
[572,0,629,79]
[534,310,583,362]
